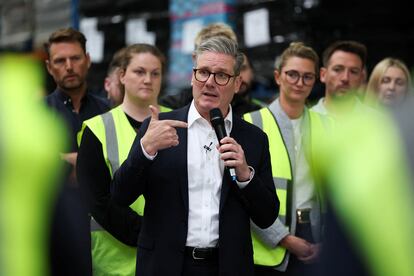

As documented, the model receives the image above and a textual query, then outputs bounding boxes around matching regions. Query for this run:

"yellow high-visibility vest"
[0,55,67,276]
[312,106,414,276]
[244,107,328,267]
[78,105,171,276]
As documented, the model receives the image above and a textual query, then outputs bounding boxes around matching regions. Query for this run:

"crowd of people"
[1,21,414,276]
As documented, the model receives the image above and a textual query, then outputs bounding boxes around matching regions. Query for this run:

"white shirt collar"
[188,100,233,133]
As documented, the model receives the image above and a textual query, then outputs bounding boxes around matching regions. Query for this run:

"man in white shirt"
[111,36,279,276]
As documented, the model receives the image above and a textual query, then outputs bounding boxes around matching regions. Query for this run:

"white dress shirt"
[185,102,233,247]
[140,102,254,248]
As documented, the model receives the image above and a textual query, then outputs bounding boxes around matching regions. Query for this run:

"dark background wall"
[236,0,414,101]
[1,0,412,102]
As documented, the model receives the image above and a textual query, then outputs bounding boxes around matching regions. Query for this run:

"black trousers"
[182,252,219,276]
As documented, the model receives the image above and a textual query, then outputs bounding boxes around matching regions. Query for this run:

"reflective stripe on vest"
[90,217,104,232]
[101,111,119,176]
[79,105,171,276]
[102,105,172,178]
[82,105,172,231]
[244,108,292,267]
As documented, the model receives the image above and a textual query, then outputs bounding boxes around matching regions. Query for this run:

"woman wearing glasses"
[244,42,332,276]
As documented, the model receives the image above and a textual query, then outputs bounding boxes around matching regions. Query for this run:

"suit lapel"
[161,106,189,211]
[175,107,189,210]
[219,116,243,211]
[178,125,188,210]
[220,171,230,211]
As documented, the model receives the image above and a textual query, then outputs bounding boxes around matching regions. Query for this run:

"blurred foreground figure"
[0,55,73,275]
[312,93,414,276]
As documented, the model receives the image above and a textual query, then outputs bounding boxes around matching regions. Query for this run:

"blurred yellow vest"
[0,55,67,276]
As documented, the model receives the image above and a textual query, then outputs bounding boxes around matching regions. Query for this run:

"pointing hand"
[141,105,188,155]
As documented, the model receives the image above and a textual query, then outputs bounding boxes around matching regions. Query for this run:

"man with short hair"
[312,40,367,117]
[112,36,279,276]
[231,53,264,116]
[45,27,109,184]
[104,47,126,107]
[159,22,238,109]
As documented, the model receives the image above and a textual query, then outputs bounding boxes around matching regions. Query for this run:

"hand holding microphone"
[209,108,251,182]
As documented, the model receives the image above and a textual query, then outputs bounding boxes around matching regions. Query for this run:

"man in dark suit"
[112,36,279,276]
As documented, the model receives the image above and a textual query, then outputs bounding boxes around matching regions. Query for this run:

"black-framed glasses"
[193,68,235,86]
[284,70,316,86]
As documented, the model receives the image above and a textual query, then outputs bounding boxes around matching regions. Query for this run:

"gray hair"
[194,36,244,76]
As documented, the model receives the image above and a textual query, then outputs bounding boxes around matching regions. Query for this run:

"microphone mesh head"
[209,108,224,126]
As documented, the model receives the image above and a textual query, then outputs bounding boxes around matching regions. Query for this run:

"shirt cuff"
[236,166,255,188]
[140,138,157,160]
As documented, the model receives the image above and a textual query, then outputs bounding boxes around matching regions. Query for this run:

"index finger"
[220,136,236,145]
[163,119,188,128]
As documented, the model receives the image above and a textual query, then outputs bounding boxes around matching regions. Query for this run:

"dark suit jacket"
[112,105,279,276]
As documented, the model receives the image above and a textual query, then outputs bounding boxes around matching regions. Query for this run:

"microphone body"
[209,108,237,181]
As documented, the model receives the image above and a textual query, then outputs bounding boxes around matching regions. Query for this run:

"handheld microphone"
[209,108,237,181]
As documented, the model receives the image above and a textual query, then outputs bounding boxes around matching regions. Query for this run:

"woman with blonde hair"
[366,57,412,107]
[244,42,329,276]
